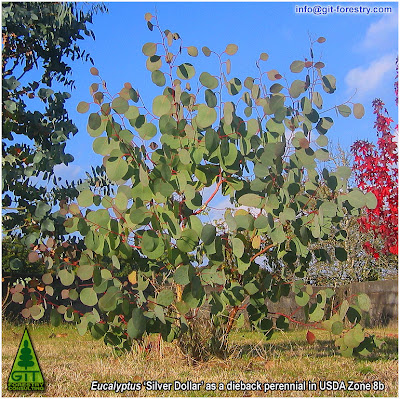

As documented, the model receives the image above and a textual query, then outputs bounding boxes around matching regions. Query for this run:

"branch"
[269,311,325,330]
[250,243,276,262]
[193,176,225,215]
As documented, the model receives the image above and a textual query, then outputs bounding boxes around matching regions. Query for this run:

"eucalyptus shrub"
[15,13,383,358]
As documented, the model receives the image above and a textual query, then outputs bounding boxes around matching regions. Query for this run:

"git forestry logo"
[7,327,45,391]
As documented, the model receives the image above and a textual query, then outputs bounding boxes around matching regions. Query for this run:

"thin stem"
[250,243,276,262]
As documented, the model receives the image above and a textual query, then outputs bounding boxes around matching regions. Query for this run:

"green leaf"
[335,247,347,262]
[178,148,191,165]
[202,46,211,56]
[290,60,305,73]
[98,287,121,312]
[177,229,198,252]
[266,118,285,135]
[10,258,23,271]
[224,101,235,125]
[270,83,283,94]
[301,97,312,114]
[238,193,263,207]
[312,92,323,109]
[331,321,343,335]
[199,72,219,89]
[347,306,362,324]
[270,225,286,244]
[174,264,194,285]
[157,289,175,306]
[336,166,352,180]
[346,189,366,208]
[196,104,217,129]
[319,201,337,217]
[254,215,268,229]
[365,192,377,210]
[91,323,108,340]
[221,142,238,166]
[309,305,324,322]
[276,315,289,331]
[314,148,329,161]
[289,80,305,98]
[106,157,128,181]
[112,97,129,114]
[244,282,259,295]
[205,129,219,153]
[80,287,98,306]
[152,95,171,116]
[154,305,166,324]
[146,55,162,71]
[177,63,195,80]
[187,46,198,57]
[77,101,90,113]
[295,291,310,306]
[142,42,157,56]
[357,293,371,312]
[137,122,157,140]
[225,43,238,55]
[151,70,166,86]
[111,255,120,270]
[50,308,61,327]
[119,129,133,144]
[176,301,190,315]
[316,135,328,147]
[77,189,93,207]
[58,269,75,286]
[226,77,242,95]
[141,230,159,252]
[344,329,362,348]
[322,74,336,93]
[258,318,273,332]
[201,224,216,245]
[88,113,101,130]
[77,265,93,281]
[232,237,245,258]
[338,104,351,117]
[205,89,217,108]
[127,308,147,339]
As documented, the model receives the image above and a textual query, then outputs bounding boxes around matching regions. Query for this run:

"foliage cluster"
[351,63,398,258]
[5,10,387,360]
[3,9,390,356]
[2,1,108,249]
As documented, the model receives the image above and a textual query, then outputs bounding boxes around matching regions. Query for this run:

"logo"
[7,327,45,391]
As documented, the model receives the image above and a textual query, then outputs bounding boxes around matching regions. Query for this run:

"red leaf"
[306,330,316,344]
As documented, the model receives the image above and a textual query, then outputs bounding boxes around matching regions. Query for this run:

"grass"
[1,320,398,397]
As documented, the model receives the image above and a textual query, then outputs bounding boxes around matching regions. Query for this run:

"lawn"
[1,321,398,397]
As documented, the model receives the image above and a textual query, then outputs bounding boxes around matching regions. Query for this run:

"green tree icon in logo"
[17,340,34,369]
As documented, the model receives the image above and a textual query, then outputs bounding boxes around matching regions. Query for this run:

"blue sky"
[56,1,398,217]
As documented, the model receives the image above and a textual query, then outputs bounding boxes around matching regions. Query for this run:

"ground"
[1,321,398,397]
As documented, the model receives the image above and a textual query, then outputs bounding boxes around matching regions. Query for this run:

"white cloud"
[345,53,396,98]
[54,163,83,180]
[362,13,398,49]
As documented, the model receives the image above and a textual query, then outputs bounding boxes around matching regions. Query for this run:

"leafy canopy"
[11,12,382,358]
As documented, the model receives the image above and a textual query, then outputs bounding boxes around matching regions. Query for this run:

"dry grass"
[1,321,398,397]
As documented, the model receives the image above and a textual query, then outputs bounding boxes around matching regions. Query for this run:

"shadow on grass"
[232,337,398,362]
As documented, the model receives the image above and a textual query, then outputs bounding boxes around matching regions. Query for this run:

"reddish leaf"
[351,93,398,257]
[28,251,39,263]
[90,67,99,76]
[306,330,316,344]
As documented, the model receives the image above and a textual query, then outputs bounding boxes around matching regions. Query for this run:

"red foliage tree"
[351,61,398,257]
